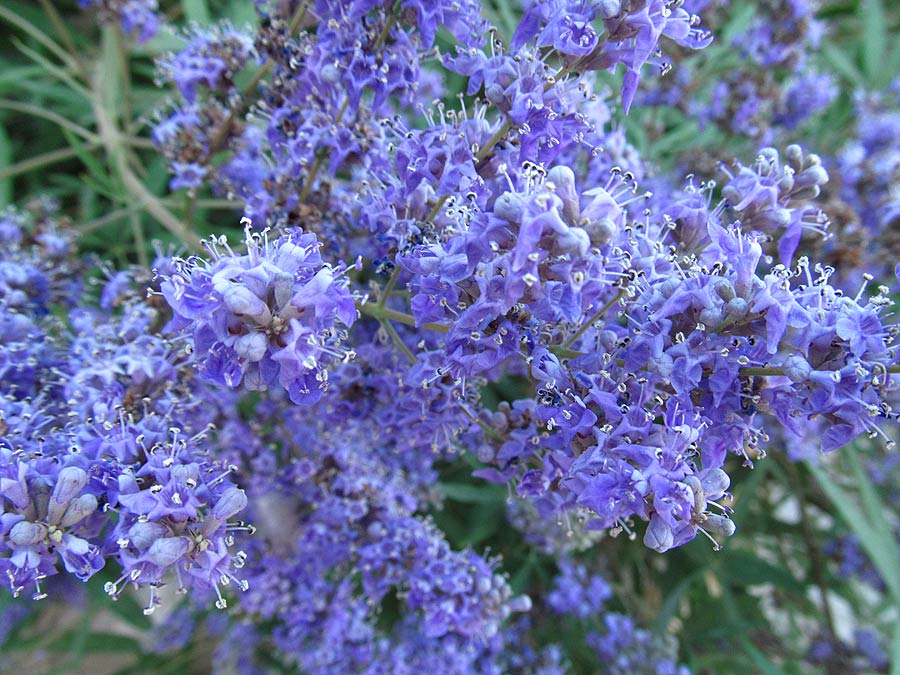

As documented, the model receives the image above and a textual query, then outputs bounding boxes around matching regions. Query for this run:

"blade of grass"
[0,65,45,91]
[0,145,90,183]
[860,0,888,86]
[0,123,11,204]
[183,0,211,23]
[0,100,98,142]
[0,3,80,73]
[12,38,91,100]
[440,482,506,504]
[78,204,142,234]
[892,621,900,675]
[60,128,117,193]
[822,42,865,85]
[90,60,200,249]
[37,0,81,62]
[807,456,900,605]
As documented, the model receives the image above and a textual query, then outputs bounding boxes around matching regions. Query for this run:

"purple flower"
[162,227,356,404]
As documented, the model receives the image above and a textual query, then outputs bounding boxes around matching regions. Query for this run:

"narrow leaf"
[808,459,900,604]
[861,0,888,86]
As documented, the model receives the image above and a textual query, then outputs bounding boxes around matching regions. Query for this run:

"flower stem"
[379,319,416,364]
[358,302,449,334]
[377,267,401,309]
[564,288,625,348]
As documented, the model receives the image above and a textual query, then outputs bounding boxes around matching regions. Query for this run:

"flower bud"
[234,332,268,362]
[47,467,88,525]
[273,271,294,312]
[58,494,99,528]
[509,594,532,612]
[147,536,192,567]
[583,216,618,247]
[9,520,47,546]
[703,514,736,538]
[714,279,737,302]
[129,521,170,549]
[598,0,621,18]
[700,468,730,498]
[794,164,828,190]
[213,487,248,521]
[783,354,812,383]
[494,191,525,222]
[51,466,88,506]
[223,285,271,323]
[546,165,580,225]
[644,515,674,552]
[724,297,749,319]
[785,144,804,169]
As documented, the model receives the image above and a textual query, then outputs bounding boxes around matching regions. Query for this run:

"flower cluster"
[78,0,163,42]
[5,0,900,671]
[161,227,356,404]
[641,0,837,141]
[1,208,249,614]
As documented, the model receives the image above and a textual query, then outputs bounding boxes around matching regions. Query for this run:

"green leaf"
[225,0,261,26]
[85,574,152,630]
[807,455,900,605]
[822,43,865,85]
[740,638,791,675]
[0,123,11,205]
[489,0,519,37]
[460,502,504,546]
[183,0,211,24]
[60,128,120,198]
[723,549,804,593]
[654,571,699,634]
[731,457,770,524]
[440,482,505,504]
[720,3,757,43]
[82,632,144,654]
[891,620,900,675]
[0,65,44,92]
[860,0,888,86]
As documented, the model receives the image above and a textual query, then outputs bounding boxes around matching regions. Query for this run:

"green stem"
[740,367,786,377]
[78,205,143,234]
[0,101,97,142]
[125,137,155,150]
[777,455,839,643]
[459,404,505,441]
[425,194,450,224]
[298,152,326,202]
[183,192,197,227]
[564,288,625,348]
[13,39,91,99]
[0,145,92,182]
[91,64,200,250]
[241,0,311,97]
[161,197,243,210]
[377,266,401,309]
[0,5,80,74]
[379,319,416,364]
[208,1,313,153]
[129,210,149,268]
[37,0,81,67]
[358,302,449,334]
[288,0,312,33]
[373,0,402,49]
[298,98,350,202]
[115,26,133,131]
